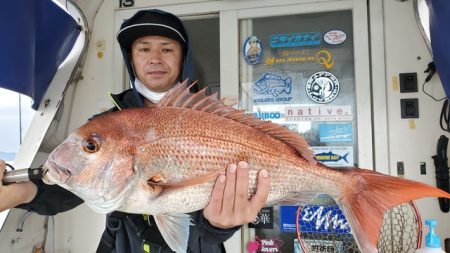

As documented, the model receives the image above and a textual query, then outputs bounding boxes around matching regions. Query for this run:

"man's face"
[131,35,183,92]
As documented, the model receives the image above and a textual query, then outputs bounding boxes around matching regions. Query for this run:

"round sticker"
[324,30,347,45]
[305,71,340,103]
[243,35,263,65]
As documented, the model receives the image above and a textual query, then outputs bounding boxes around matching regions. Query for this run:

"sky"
[0,88,35,153]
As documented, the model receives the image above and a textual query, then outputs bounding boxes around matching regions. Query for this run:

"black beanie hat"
[117,9,187,52]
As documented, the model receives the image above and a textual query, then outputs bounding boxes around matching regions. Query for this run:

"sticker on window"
[243,35,263,65]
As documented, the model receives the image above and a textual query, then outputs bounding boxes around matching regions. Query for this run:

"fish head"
[253,80,268,94]
[42,113,147,213]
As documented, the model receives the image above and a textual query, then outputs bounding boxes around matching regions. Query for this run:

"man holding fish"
[0,9,270,253]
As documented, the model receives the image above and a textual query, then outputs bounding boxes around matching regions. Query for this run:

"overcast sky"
[0,88,34,153]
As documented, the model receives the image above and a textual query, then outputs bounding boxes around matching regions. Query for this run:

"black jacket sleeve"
[188,211,241,252]
[15,179,83,215]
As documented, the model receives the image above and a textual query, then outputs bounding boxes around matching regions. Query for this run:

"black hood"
[116,9,193,107]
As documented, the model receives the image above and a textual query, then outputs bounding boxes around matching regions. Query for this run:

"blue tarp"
[0,0,80,110]
[428,0,450,98]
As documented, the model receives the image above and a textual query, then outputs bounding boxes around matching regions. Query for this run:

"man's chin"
[142,78,177,92]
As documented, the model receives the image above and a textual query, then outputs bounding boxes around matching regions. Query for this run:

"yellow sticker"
[264,49,334,68]
[316,50,335,70]
[408,119,416,129]
[392,76,399,91]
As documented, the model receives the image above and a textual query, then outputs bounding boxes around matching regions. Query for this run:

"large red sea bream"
[42,82,450,253]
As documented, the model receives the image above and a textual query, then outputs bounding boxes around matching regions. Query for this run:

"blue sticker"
[253,73,292,97]
[312,146,353,167]
[319,124,353,143]
[252,73,294,104]
[243,35,263,65]
[253,111,283,120]
[280,205,351,234]
[270,32,321,48]
[315,151,349,163]
[252,72,304,105]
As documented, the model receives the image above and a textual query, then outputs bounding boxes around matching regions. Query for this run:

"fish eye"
[83,139,100,153]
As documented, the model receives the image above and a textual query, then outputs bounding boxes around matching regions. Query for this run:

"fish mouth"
[42,160,71,185]
[42,157,131,213]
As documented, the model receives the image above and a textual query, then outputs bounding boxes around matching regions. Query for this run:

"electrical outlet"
[399,73,418,93]
[397,161,405,175]
[400,98,419,118]
[420,162,426,175]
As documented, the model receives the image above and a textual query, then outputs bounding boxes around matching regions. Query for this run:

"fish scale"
[132,137,330,213]
[42,82,450,253]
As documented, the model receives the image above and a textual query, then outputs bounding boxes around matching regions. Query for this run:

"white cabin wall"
[68,1,118,131]
[380,0,450,240]
[51,1,120,252]
[8,0,446,252]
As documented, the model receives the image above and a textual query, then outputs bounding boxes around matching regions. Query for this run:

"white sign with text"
[284,105,352,122]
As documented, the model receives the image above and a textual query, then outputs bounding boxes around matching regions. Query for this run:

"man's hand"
[203,161,270,229]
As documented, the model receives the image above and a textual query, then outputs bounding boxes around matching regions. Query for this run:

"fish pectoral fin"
[154,214,192,253]
[147,168,225,189]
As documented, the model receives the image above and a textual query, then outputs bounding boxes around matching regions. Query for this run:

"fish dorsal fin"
[158,80,316,164]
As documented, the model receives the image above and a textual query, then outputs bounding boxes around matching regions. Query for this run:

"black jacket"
[17,89,239,253]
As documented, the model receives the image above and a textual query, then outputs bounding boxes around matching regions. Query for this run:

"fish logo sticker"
[305,71,340,104]
[324,30,347,45]
[253,73,292,97]
[312,146,353,167]
[251,72,306,105]
[243,35,263,65]
[315,151,349,163]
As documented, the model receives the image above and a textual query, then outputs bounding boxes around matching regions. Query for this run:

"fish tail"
[285,77,292,93]
[342,153,349,163]
[340,169,450,253]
